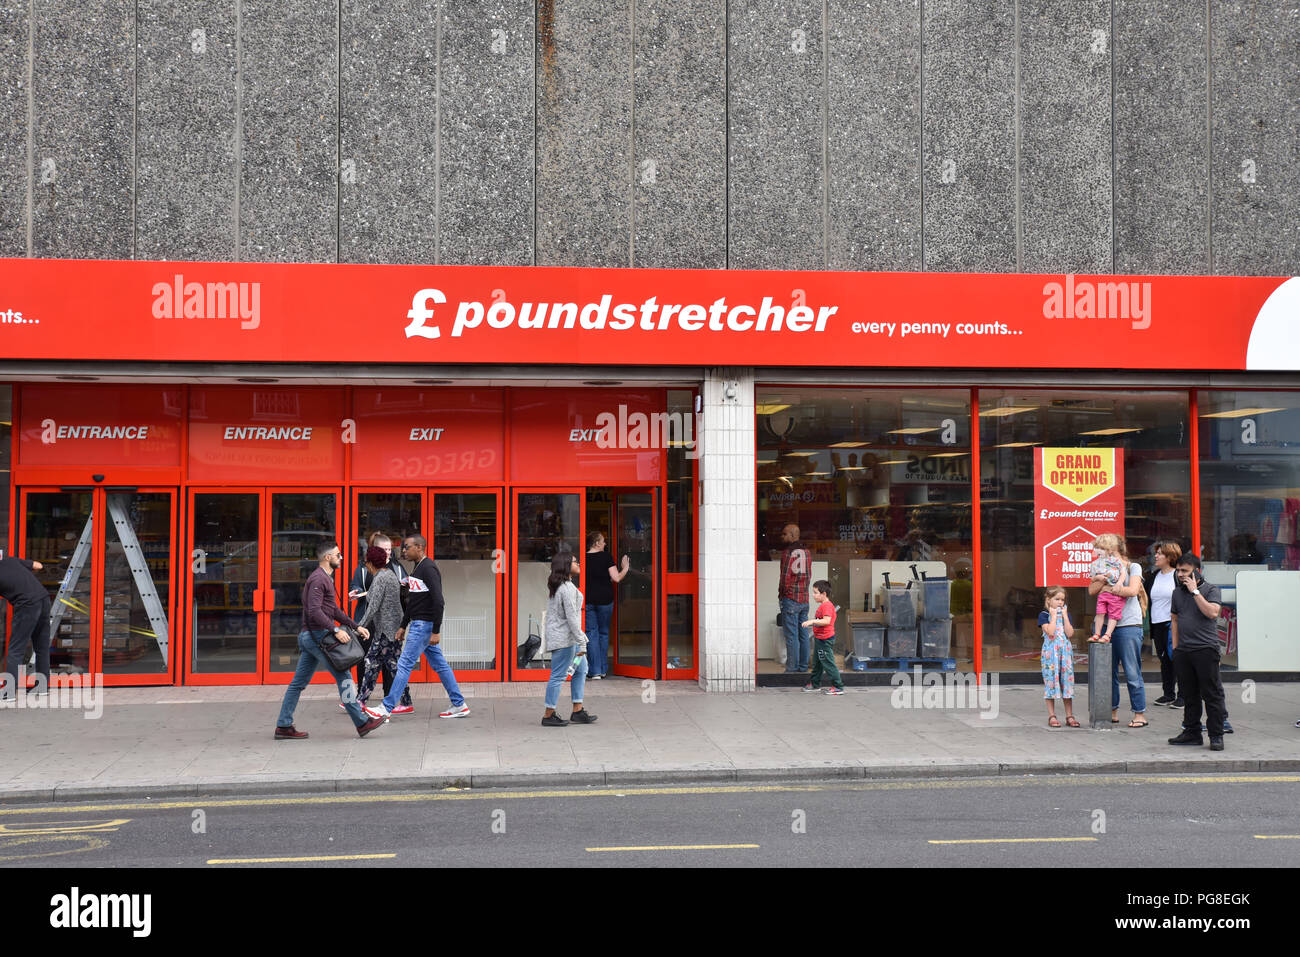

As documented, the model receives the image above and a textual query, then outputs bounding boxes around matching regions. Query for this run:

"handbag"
[517,614,542,668]
[316,626,366,672]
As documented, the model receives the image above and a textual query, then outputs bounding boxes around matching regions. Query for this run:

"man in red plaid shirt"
[777,524,812,672]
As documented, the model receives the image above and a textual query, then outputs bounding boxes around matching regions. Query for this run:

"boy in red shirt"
[802,580,844,695]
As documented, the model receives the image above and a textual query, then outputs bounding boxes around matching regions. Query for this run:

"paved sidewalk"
[1,678,1297,803]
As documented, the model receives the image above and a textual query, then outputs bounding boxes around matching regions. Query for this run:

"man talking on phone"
[1167,554,1228,751]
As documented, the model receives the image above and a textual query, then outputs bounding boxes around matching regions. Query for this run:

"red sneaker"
[391,704,415,716]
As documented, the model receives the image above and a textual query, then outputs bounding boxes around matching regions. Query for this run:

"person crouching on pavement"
[275,540,387,740]
[541,552,595,727]
[0,554,50,700]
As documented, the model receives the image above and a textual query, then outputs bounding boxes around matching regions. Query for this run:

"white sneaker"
[364,703,390,719]
[439,704,471,719]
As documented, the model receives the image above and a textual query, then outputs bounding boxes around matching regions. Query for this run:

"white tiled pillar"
[698,368,756,692]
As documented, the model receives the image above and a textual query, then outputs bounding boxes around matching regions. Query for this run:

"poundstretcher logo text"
[404,289,839,340]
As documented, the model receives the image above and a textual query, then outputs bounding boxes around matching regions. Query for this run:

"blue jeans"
[584,603,613,676]
[277,629,369,728]
[383,619,465,712]
[780,597,810,672]
[1111,624,1147,714]
[545,644,587,710]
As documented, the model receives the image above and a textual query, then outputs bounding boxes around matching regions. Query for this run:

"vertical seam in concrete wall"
[1109,0,1115,274]
[435,0,442,265]
[821,0,829,268]
[1205,0,1213,274]
[336,0,342,263]
[24,0,33,258]
[234,0,242,262]
[918,0,924,270]
[532,0,538,266]
[1012,0,1021,272]
[628,0,635,267]
[132,0,138,260]
[723,0,729,269]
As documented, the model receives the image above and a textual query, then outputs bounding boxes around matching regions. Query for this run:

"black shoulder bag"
[316,625,366,672]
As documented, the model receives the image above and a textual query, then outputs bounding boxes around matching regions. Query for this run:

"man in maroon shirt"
[274,540,387,740]
[777,524,812,673]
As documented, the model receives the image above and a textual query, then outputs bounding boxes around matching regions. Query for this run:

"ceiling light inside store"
[829,441,869,448]
[903,397,968,409]
[929,452,968,458]
[874,459,910,466]
[1078,428,1142,436]
[1200,407,1285,419]
[756,404,791,415]
[886,427,940,435]
[991,442,1041,448]
[979,406,1038,417]
[783,451,816,457]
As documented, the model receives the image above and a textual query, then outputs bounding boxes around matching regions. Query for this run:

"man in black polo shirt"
[1167,554,1228,751]
[0,555,50,700]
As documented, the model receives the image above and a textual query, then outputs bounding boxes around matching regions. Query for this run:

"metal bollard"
[1088,641,1113,729]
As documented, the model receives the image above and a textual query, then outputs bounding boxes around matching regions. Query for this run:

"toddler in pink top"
[1088,533,1128,643]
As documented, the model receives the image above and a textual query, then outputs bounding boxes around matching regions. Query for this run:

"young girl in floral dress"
[1040,586,1079,727]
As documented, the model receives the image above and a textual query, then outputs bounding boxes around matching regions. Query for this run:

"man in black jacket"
[365,535,470,720]
[0,555,50,700]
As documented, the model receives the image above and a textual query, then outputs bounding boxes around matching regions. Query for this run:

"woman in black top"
[584,531,629,679]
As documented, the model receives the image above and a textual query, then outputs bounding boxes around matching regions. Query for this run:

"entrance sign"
[18,385,183,467]
[188,387,346,483]
[0,259,1292,369]
[1034,447,1125,587]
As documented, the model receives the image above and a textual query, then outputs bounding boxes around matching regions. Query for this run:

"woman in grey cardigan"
[542,551,596,727]
[354,545,414,714]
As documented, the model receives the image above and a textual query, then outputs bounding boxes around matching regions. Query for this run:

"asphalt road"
[1,773,1297,869]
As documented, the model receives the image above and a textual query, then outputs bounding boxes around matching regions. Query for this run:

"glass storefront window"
[666,389,696,574]
[24,492,95,676]
[435,494,498,670]
[979,390,1189,672]
[1198,390,1300,669]
[516,492,581,669]
[356,492,422,573]
[756,388,973,673]
[102,492,173,676]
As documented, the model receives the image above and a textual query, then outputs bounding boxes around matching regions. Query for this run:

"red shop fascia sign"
[1,259,1297,370]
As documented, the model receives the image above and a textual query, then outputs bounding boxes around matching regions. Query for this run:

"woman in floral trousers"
[1039,586,1078,728]
[354,545,413,714]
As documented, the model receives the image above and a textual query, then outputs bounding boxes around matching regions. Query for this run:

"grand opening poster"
[1034,448,1126,587]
